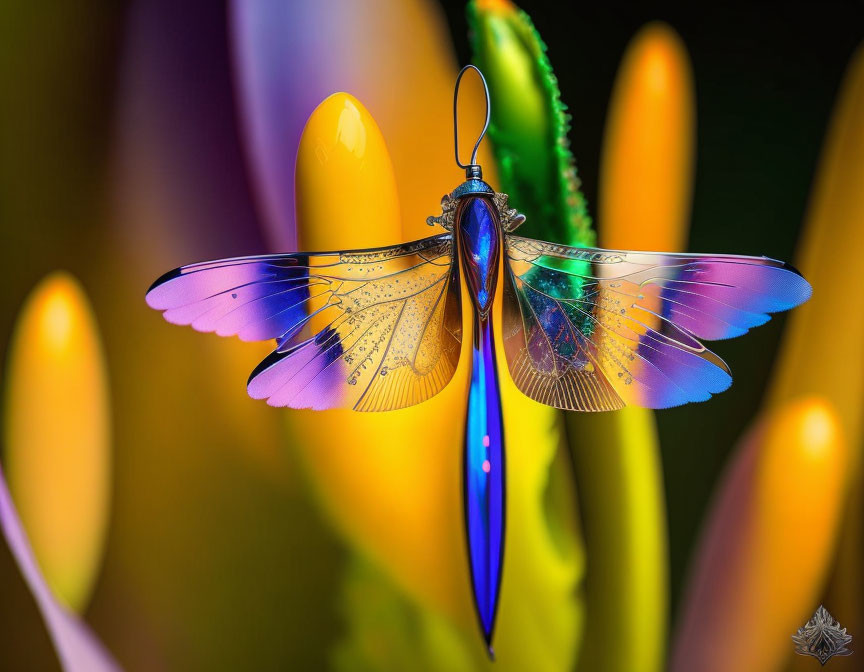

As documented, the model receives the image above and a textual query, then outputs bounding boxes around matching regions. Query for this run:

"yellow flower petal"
[769,44,864,454]
[672,398,847,672]
[568,407,666,672]
[770,43,864,662]
[569,22,694,672]
[293,91,471,623]
[3,272,111,612]
[599,22,695,252]
[296,94,402,251]
[293,92,583,668]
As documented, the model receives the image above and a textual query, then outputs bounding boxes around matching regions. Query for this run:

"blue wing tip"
[778,261,813,308]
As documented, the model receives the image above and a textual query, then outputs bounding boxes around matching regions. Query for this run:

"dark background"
[441,0,864,607]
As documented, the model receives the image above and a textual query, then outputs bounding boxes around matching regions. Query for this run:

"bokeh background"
[1,1,863,670]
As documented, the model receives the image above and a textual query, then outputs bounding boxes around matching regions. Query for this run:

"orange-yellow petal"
[769,44,864,662]
[569,22,695,672]
[292,92,470,623]
[599,22,695,252]
[769,44,864,457]
[233,0,495,248]
[295,94,402,251]
[3,272,111,612]
[568,407,666,672]
[672,398,847,672]
[293,92,582,669]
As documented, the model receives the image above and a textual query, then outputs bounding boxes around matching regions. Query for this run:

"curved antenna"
[453,64,491,180]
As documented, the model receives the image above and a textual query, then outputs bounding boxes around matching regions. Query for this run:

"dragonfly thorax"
[457,195,501,319]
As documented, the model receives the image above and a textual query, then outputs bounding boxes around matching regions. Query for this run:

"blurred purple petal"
[0,464,121,672]
[114,0,266,265]
[231,0,360,251]
[230,0,465,251]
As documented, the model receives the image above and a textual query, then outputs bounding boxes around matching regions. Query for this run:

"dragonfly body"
[457,194,505,648]
[145,66,812,655]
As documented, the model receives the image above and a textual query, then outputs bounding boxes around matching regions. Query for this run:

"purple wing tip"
[145,266,184,309]
[246,349,285,399]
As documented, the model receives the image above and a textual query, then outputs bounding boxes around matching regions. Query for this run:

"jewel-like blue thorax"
[459,196,500,318]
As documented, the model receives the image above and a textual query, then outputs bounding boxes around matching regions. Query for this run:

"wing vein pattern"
[146,234,462,411]
[503,235,811,411]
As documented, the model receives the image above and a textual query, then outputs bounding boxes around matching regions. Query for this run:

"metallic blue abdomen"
[458,195,505,652]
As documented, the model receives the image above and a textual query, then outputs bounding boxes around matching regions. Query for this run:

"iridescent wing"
[146,234,461,411]
[503,235,811,411]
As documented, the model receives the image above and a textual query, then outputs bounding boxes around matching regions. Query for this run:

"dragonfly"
[146,65,812,655]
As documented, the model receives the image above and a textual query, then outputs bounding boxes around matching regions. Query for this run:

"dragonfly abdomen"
[458,194,505,652]
[464,315,505,652]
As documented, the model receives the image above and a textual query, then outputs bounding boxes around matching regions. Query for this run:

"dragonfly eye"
[506,213,526,232]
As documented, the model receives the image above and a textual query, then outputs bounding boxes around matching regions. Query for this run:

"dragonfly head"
[465,164,483,181]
